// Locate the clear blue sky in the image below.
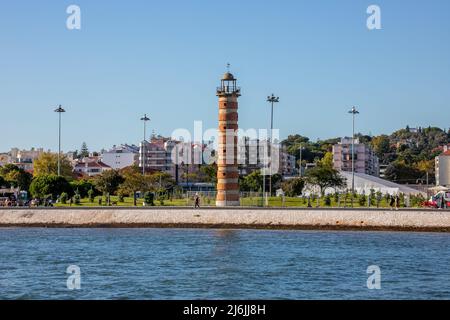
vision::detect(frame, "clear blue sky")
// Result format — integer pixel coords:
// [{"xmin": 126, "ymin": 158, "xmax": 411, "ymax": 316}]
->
[{"xmin": 1, "ymin": 0, "xmax": 449, "ymax": 152}]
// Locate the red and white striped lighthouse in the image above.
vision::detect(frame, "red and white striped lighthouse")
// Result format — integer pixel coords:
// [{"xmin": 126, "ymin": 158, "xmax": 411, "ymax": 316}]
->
[{"xmin": 216, "ymin": 71, "xmax": 241, "ymax": 207}]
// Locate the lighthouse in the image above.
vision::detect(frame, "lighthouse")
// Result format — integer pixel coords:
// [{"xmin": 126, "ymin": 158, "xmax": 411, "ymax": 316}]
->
[{"xmin": 216, "ymin": 70, "xmax": 241, "ymax": 207}]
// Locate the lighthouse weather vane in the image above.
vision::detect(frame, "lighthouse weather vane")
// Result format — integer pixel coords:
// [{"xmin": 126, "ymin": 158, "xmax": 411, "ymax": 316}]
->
[{"xmin": 227, "ymin": 63, "xmax": 231, "ymax": 72}]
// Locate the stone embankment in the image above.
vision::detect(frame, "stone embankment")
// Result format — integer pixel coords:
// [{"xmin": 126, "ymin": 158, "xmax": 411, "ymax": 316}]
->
[{"xmin": 1, "ymin": 207, "xmax": 450, "ymax": 232}]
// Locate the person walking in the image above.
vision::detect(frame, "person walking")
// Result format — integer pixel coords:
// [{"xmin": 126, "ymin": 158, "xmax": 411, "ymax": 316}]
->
[
  {"xmin": 389, "ymin": 195, "xmax": 395, "ymax": 210},
  {"xmin": 194, "ymin": 193, "xmax": 200, "ymax": 209},
  {"xmin": 395, "ymin": 195, "xmax": 400, "ymax": 210}
]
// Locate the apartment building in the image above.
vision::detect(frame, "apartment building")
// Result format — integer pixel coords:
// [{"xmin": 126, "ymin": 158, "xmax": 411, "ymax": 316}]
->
[
  {"xmin": 333, "ymin": 138, "xmax": 380, "ymax": 177},
  {"xmin": 436, "ymin": 145, "xmax": 450, "ymax": 187}
]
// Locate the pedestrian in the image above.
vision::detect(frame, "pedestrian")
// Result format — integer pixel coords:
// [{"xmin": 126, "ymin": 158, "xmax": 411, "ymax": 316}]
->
[
  {"xmin": 194, "ymin": 193, "xmax": 200, "ymax": 209},
  {"xmin": 389, "ymin": 195, "xmax": 395, "ymax": 210},
  {"xmin": 69, "ymin": 197, "xmax": 73, "ymax": 207},
  {"xmin": 438, "ymin": 193, "xmax": 445, "ymax": 209}
]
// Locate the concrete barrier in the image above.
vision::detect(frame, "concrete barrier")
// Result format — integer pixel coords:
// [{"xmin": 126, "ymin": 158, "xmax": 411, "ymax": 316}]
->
[{"xmin": 1, "ymin": 207, "xmax": 450, "ymax": 232}]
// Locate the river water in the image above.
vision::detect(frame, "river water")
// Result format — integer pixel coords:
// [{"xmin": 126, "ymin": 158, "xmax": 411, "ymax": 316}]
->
[{"xmin": 1, "ymin": 228, "xmax": 449, "ymax": 300}]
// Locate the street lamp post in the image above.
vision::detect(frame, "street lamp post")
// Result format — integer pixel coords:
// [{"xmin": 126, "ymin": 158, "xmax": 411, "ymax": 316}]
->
[
  {"xmin": 54, "ymin": 105, "xmax": 66, "ymax": 176},
  {"xmin": 298, "ymin": 145, "xmax": 305, "ymax": 177},
  {"xmin": 267, "ymin": 94, "xmax": 279, "ymax": 199},
  {"xmin": 140, "ymin": 114, "xmax": 150, "ymax": 175},
  {"xmin": 348, "ymin": 107, "xmax": 360, "ymax": 201},
  {"xmin": 261, "ymin": 140, "xmax": 267, "ymax": 207}
]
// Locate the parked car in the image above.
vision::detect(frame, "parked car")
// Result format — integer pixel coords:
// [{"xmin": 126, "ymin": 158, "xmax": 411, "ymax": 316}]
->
[{"xmin": 423, "ymin": 191, "xmax": 450, "ymax": 209}]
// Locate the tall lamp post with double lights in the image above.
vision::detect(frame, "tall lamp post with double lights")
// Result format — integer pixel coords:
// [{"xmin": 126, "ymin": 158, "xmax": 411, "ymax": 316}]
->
[
  {"xmin": 267, "ymin": 94, "xmax": 279, "ymax": 199},
  {"xmin": 54, "ymin": 105, "xmax": 66, "ymax": 177},
  {"xmin": 140, "ymin": 114, "xmax": 150, "ymax": 176},
  {"xmin": 348, "ymin": 106, "xmax": 360, "ymax": 201}
]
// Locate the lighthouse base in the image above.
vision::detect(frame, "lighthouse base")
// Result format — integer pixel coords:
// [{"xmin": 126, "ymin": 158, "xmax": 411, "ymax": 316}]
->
[{"xmin": 216, "ymin": 200, "xmax": 240, "ymax": 207}]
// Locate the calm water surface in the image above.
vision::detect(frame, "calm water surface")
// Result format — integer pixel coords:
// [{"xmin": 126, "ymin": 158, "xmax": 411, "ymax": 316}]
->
[{"xmin": 1, "ymin": 228, "xmax": 450, "ymax": 299}]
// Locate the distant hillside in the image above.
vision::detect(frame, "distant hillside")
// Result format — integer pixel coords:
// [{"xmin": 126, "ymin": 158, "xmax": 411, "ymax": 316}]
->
[{"xmin": 282, "ymin": 126, "xmax": 450, "ymax": 184}]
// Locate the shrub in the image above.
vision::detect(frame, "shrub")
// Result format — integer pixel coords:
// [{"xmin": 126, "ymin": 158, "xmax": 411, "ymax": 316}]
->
[
  {"xmin": 333, "ymin": 192, "xmax": 339, "ymax": 203},
  {"xmin": 158, "ymin": 193, "xmax": 166, "ymax": 206},
  {"xmin": 60, "ymin": 192, "xmax": 68, "ymax": 204},
  {"xmin": 358, "ymin": 193, "xmax": 367, "ymax": 206},
  {"xmin": 88, "ymin": 188, "xmax": 95, "ymax": 203},
  {"xmin": 70, "ymin": 179, "xmax": 97, "ymax": 198},
  {"xmin": 324, "ymin": 194, "xmax": 331, "ymax": 206},
  {"xmin": 144, "ymin": 192, "xmax": 154, "ymax": 206},
  {"xmin": 117, "ymin": 190, "xmax": 125, "ymax": 203},
  {"xmin": 369, "ymin": 189, "xmax": 376, "ymax": 206},
  {"xmin": 411, "ymin": 194, "xmax": 426, "ymax": 207},
  {"xmin": 74, "ymin": 193, "xmax": 81, "ymax": 205}
]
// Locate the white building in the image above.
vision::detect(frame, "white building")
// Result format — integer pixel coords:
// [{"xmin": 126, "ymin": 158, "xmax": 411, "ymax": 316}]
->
[
  {"xmin": 436, "ymin": 145, "xmax": 450, "ymax": 187},
  {"xmin": 101, "ymin": 144, "xmax": 138, "ymax": 170},
  {"xmin": 73, "ymin": 157, "xmax": 112, "ymax": 177},
  {"xmin": 302, "ymin": 171, "xmax": 426, "ymax": 197}
]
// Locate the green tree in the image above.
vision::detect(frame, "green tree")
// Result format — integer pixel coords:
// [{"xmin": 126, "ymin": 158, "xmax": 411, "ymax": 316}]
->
[
  {"xmin": 200, "ymin": 164, "xmax": 217, "ymax": 184},
  {"xmin": 0, "ymin": 164, "xmax": 33, "ymax": 191},
  {"xmin": 33, "ymin": 152, "xmax": 73, "ymax": 179},
  {"xmin": 80, "ymin": 142, "xmax": 89, "ymax": 158},
  {"xmin": 118, "ymin": 166, "xmax": 145, "ymax": 206},
  {"xmin": 148, "ymin": 172, "xmax": 175, "ymax": 190},
  {"xmin": 29, "ymin": 175, "xmax": 72, "ymax": 199},
  {"xmin": 317, "ymin": 151, "xmax": 333, "ymax": 168},
  {"xmin": 281, "ymin": 178, "xmax": 305, "ymax": 197},
  {"xmin": 0, "ymin": 176, "xmax": 7, "ymax": 187},
  {"xmin": 371, "ymin": 135, "xmax": 391, "ymax": 160},
  {"xmin": 70, "ymin": 179, "xmax": 96, "ymax": 198},
  {"xmin": 305, "ymin": 166, "xmax": 346, "ymax": 196},
  {"xmin": 93, "ymin": 170, "xmax": 124, "ymax": 196},
  {"xmin": 384, "ymin": 161, "xmax": 422, "ymax": 184},
  {"xmin": 239, "ymin": 170, "xmax": 263, "ymax": 192}
]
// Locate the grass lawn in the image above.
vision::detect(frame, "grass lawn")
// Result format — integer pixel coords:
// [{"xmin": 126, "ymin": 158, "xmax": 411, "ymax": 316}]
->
[
  {"xmin": 55, "ymin": 196, "xmax": 190, "ymax": 207},
  {"xmin": 54, "ymin": 195, "xmax": 399, "ymax": 208}
]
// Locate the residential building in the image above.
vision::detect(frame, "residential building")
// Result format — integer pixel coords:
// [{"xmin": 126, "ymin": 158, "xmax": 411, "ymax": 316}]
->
[
  {"xmin": 436, "ymin": 145, "xmax": 450, "ymax": 187},
  {"xmin": 5, "ymin": 147, "xmax": 45, "ymax": 172},
  {"xmin": 101, "ymin": 144, "xmax": 139, "ymax": 170},
  {"xmin": 73, "ymin": 157, "xmax": 112, "ymax": 177},
  {"xmin": 139, "ymin": 136, "xmax": 173, "ymax": 174},
  {"xmin": 332, "ymin": 138, "xmax": 380, "ymax": 177},
  {"xmin": 238, "ymin": 137, "xmax": 297, "ymax": 177},
  {"xmin": 379, "ymin": 164, "xmax": 389, "ymax": 179}
]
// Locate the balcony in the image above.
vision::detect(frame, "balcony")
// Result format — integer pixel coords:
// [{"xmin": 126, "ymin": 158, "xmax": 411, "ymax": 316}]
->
[{"xmin": 216, "ymin": 86, "xmax": 241, "ymax": 96}]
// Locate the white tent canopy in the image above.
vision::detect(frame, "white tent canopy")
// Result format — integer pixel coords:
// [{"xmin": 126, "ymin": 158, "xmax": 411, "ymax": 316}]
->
[
  {"xmin": 301, "ymin": 171, "xmax": 426, "ymax": 196},
  {"xmin": 336, "ymin": 171, "xmax": 426, "ymax": 196}
]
